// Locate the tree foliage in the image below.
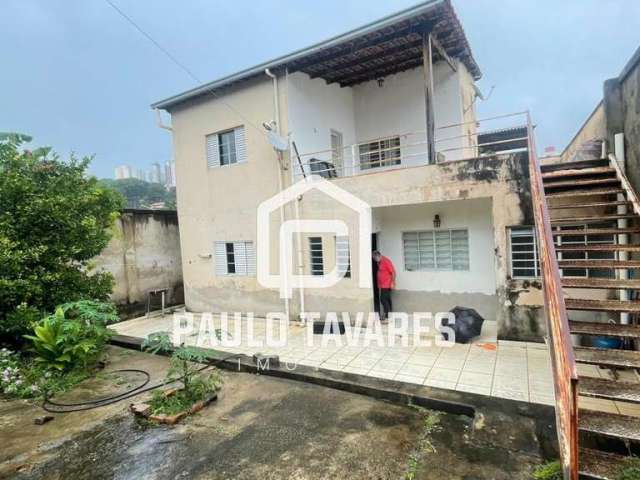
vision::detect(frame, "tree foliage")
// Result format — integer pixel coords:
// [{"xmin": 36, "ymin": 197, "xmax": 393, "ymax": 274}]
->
[
  {"xmin": 0, "ymin": 136, "xmax": 124, "ymax": 344},
  {"xmin": 99, "ymin": 178, "xmax": 176, "ymax": 209}
]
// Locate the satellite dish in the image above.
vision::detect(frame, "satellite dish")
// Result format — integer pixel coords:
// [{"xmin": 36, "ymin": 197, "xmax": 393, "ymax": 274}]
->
[{"xmin": 267, "ymin": 131, "xmax": 289, "ymax": 152}]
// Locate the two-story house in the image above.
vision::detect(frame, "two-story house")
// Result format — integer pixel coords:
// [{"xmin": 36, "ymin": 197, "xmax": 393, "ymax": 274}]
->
[{"xmin": 152, "ymin": 0, "xmax": 542, "ymax": 341}]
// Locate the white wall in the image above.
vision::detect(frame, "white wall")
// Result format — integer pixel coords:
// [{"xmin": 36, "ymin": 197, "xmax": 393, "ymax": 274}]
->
[
  {"xmin": 287, "ymin": 61, "xmax": 474, "ymax": 175},
  {"xmin": 287, "ymin": 72, "xmax": 356, "ymax": 171},
  {"xmin": 375, "ymin": 198, "xmax": 496, "ymax": 295}
]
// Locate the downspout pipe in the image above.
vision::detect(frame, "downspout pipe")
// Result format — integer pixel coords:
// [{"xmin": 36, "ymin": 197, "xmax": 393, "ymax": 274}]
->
[{"xmin": 265, "ymin": 68, "xmax": 291, "ymax": 321}]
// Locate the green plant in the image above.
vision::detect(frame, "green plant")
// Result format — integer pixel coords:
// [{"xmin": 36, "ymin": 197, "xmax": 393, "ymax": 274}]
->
[
  {"xmin": 404, "ymin": 408, "xmax": 442, "ymax": 479},
  {"xmin": 142, "ymin": 331, "xmax": 174, "ymax": 355},
  {"xmin": 3, "ymin": 304, "xmax": 41, "ymax": 345},
  {"xmin": 617, "ymin": 457, "xmax": 640, "ymax": 480},
  {"xmin": 0, "ymin": 135, "xmax": 124, "ymax": 345},
  {"xmin": 532, "ymin": 461, "xmax": 562, "ymax": 480},
  {"xmin": 59, "ymin": 300, "xmax": 119, "ymax": 326},
  {"xmin": 24, "ymin": 304, "xmax": 112, "ymax": 371}
]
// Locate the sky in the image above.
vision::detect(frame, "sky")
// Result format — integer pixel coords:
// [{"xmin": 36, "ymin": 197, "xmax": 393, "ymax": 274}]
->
[{"xmin": 1, "ymin": 0, "xmax": 639, "ymax": 179}]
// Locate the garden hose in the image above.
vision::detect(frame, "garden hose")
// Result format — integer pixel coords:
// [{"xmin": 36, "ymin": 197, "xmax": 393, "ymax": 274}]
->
[{"xmin": 41, "ymin": 353, "xmax": 242, "ymax": 413}]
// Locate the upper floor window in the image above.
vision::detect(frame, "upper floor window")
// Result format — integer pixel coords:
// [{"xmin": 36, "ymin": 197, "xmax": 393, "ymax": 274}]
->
[
  {"xmin": 206, "ymin": 126, "xmax": 246, "ymax": 168},
  {"xmin": 309, "ymin": 237, "xmax": 324, "ymax": 276},
  {"xmin": 359, "ymin": 136, "xmax": 401, "ymax": 170}
]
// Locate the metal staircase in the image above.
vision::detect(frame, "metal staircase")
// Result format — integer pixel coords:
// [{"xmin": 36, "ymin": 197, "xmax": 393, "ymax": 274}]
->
[{"xmin": 532, "ymin": 135, "xmax": 640, "ymax": 479}]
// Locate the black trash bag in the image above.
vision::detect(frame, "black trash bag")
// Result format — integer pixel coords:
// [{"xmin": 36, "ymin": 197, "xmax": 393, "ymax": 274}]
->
[{"xmin": 441, "ymin": 307, "xmax": 484, "ymax": 344}]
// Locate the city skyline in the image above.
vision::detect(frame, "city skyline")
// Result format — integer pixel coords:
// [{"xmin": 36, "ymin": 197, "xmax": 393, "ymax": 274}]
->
[{"xmin": 115, "ymin": 160, "xmax": 176, "ymax": 189}]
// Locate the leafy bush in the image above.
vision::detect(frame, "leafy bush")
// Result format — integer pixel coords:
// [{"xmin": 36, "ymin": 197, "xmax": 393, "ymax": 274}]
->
[
  {"xmin": 617, "ymin": 458, "xmax": 640, "ymax": 480},
  {"xmin": 59, "ymin": 300, "xmax": 119, "ymax": 326},
  {"xmin": 24, "ymin": 302, "xmax": 113, "ymax": 371},
  {"xmin": 532, "ymin": 461, "xmax": 562, "ymax": 480},
  {"xmin": 0, "ymin": 348, "xmax": 89, "ymax": 399},
  {"xmin": 3, "ymin": 304, "xmax": 41, "ymax": 345},
  {"xmin": 0, "ymin": 136, "xmax": 124, "ymax": 345}
]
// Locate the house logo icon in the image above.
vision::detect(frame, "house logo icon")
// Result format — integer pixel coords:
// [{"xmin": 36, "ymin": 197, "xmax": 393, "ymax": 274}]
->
[{"xmin": 257, "ymin": 175, "xmax": 372, "ymax": 299}]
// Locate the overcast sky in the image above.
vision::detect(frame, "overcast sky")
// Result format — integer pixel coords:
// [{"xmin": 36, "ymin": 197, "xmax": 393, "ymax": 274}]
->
[{"xmin": 1, "ymin": 0, "xmax": 639, "ymax": 178}]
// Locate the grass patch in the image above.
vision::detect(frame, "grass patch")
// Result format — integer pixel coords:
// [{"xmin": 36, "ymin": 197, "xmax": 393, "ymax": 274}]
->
[
  {"xmin": 148, "ymin": 372, "xmax": 221, "ymax": 417},
  {"xmin": 404, "ymin": 407, "xmax": 442, "ymax": 480}
]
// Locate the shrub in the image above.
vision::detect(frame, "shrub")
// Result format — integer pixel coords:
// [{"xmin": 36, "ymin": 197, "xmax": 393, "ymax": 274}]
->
[
  {"xmin": 532, "ymin": 461, "xmax": 562, "ymax": 480},
  {"xmin": 0, "ymin": 136, "xmax": 124, "ymax": 345},
  {"xmin": 617, "ymin": 458, "xmax": 640, "ymax": 480},
  {"xmin": 24, "ymin": 302, "xmax": 113, "ymax": 371}
]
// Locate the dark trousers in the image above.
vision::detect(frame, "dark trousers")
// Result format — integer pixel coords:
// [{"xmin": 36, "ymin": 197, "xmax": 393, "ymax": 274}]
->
[{"xmin": 380, "ymin": 288, "xmax": 392, "ymax": 320}]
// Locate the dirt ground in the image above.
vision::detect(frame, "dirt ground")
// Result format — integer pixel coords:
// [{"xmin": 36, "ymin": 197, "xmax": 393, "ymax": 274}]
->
[{"xmin": 0, "ymin": 346, "xmax": 548, "ymax": 480}]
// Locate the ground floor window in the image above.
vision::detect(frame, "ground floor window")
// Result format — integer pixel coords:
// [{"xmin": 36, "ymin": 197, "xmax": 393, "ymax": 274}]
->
[
  {"xmin": 335, "ymin": 235, "xmax": 351, "ymax": 278},
  {"xmin": 309, "ymin": 237, "xmax": 324, "ymax": 276},
  {"xmin": 508, "ymin": 224, "xmax": 616, "ymax": 279},
  {"xmin": 402, "ymin": 229, "xmax": 469, "ymax": 271},
  {"xmin": 214, "ymin": 241, "xmax": 255, "ymax": 276}
]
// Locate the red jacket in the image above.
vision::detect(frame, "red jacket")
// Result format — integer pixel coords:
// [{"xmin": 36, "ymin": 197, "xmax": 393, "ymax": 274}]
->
[{"xmin": 377, "ymin": 256, "xmax": 396, "ymax": 289}]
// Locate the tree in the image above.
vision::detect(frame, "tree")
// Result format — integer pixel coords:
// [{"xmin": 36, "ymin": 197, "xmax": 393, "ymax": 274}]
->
[
  {"xmin": 0, "ymin": 136, "xmax": 125, "ymax": 344},
  {"xmin": 99, "ymin": 178, "xmax": 175, "ymax": 209}
]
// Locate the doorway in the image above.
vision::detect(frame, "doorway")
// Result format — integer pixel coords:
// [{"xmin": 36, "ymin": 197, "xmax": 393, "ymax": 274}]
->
[{"xmin": 371, "ymin": 233, "xmax": 380, "ymax": 314}]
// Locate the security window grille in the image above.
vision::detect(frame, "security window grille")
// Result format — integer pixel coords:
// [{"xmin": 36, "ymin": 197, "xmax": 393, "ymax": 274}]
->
[
  {"xmin": 215, "ymin": 241, "xmax": 255, "ymax": 276},
  {"xmin": 335, "ymin": 236, "xmax": 351, "ymax": 278},
  {"xmin": 509, "ymin": 227, "xmax": 540, "ymax": 278},
  {"xmin": 402, "ymin": 229, "xmax": 469, "ymax": 271},
  {"xmin": 206, "ymin": 126, "xmax": 246, "ymax": 168},
  {"xmin": 309, "ymin": 237, "xmax": 324, "ymax": 276},
  {"xmin": 359, "ymin": 136, "xmax": 401, "ymax": 170}
]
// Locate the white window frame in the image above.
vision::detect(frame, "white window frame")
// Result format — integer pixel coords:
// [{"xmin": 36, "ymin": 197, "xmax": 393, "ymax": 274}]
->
[
  {"xmin": 508, "ymin": 227, "xmax": 540, "ymax": 279},
  {"xmin": 335, "ymin": 235, "xmax": 351, "ymax": 279},
  {"xmin": 402, "ymin": 229, "xmax": 469, "ymax": 272},
  {"xmin": 214, "ymin": 241, "xmax": 255, "ymax": 276},
  {"xmin": 206, "ymin": 125, "xmax": 246, "ymax": 168}
]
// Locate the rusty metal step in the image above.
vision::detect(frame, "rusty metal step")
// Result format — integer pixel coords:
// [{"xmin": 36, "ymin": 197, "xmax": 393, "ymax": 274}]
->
[
  {"xmin": 541, "ymin": 159, "xmax": 609, "ymax": 173},
  {"xmin": 579, "ymin": 447, "xmax": 632, "ymax": 480},
  {"xmin": 558, "ymin": 260, "xmax": 640, "ymax": 269},
  {"xmin": 579, "ymin": 409, "xmax": 640, "ymax": 442},
  {"xmin": 563, "ymin": 278, "xmax": 640, "ymax": 290},
  {"xmin": 544, "ymin": 178, "xmax": 621, "ymax": 189},
  {"xmin": 552, "ymin": 227, "xmax": 640, "ymax": 236},
  {"xmin": 546, "ymin": 187, "xmax": 624, "ymax": 198},
  {"xmin": 542, "ymin": 167, "xmax": 616, "ymax": 180},
  {"xmin": 549, "ymin": 201, "xmax": 631, "ymax": 210},
  {"xmin": 579, "ymin": 376, "xmax": 640, "ymax": 404},
  {"xmin": 556, "ymin": 244, "xmax": 640, "ymax": 252},
  {"xmin": 575, "ymin": 346, "xmax": 640, "ymax": 369},
  {"xmin": 565, "ymin": 298, "xmax": 640, "ymax": 313},
  {"xmin": 551, "ymin": 214, "xmax": 637, "ymax": 224},
  {"xmin": 569, "ymin": 320, "xmax": 640, "ymax": 337}
]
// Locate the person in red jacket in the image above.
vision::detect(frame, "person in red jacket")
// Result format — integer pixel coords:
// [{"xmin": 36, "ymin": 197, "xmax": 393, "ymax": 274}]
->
[{"xmin": 372, "ymin": 250, "xmax": 396, "ymax": 323}]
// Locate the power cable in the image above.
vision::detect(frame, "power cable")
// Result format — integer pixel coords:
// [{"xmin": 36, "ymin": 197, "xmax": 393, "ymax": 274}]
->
[{"xmin": 104, "ymin": 0, "xmax": 268, "ymax": 137}]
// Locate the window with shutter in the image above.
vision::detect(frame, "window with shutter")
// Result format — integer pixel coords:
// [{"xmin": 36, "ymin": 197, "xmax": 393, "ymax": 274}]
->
[
  {"xmin": 214, "ymin": 241, "xmax": 255, "ymax": 276},
  {"xmin": 402, "ymin": 229, "xmax": 469, "ymax": 271},
  {"xmin": 206, "ymin": 126, "xmax": 246, "ymax": 168},
  {"xmin": 335, "ymin": 235, "xmax": 351, "ymax": 278}
]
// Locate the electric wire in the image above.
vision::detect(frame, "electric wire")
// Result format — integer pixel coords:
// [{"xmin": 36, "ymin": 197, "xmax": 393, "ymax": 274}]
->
[{"xmin": 104, "ymin": 0, "xmax": 268, "ymax": 138}]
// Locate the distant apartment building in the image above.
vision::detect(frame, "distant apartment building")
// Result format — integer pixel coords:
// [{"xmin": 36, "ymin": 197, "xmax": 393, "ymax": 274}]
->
[
  {"xmin": 165, "ymin": 160, "xmax": 176, "ymax": 188},
  {"xmin": 114, "ymin": 164, "xmax": 133, "ymax": 180}
]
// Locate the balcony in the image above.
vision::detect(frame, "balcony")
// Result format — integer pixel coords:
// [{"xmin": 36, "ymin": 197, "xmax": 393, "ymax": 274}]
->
[{"xmin": 291, "ymin": 112, "xmax": 530, "ymax": 181}]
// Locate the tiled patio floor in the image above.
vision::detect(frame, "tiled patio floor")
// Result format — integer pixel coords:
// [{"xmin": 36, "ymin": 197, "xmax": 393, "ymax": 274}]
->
[{"xmin": 111, "ymin": 311, "xmax": 639, "ymax": 413}]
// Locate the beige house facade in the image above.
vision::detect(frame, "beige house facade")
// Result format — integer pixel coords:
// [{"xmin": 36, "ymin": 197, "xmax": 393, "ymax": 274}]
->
[{"xmin": 153, "ymin": 0, "xmax": 545, "ymax": 341}]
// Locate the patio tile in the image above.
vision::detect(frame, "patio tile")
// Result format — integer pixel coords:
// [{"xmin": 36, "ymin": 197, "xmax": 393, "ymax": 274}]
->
[
  {"xmin": 426, "ymin": 367, "xmax": 461, "ymax": 383},
  {"xmin": 398, "ymin": 363, "xmax": 431, "ymax": 378},
  {"xmin": 394, "ymin": 373, "xmax": 426, "ymax": 385},
  {"xmin": 405, "ymin": 354, "xmax": 438, "ymax": 367},
  {"xmin": 457, "ymin": 371, "xmax": 493, "ymax": 388},
  {"xmin": 529, "ymin": 394, "xmax": 555, "ymax": 406},
  {"xmin": 371, "ymin": 359, "xmax": 404, "ymax": 373},
  {"xmin": 423, "ymin": 378, "xmax": 456, "ymax": 390},
  {"xmin": 368, "ymin": 370, "xmax": 397, "ymax": 380},
  {"xmin": 343, "ymin": 366, "xmax": 371, "ymax": 375},
  {"xmin": 456, "ymin": 384, "xmax": 491, "ymax": 396},
  {"xmin": 491, "ymin": 389, "xmax": 528, "ymax": 402}
]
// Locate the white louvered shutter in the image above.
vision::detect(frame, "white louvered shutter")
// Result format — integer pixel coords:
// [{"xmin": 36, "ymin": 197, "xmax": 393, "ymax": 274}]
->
[
  {"xmin": 214, "ymin": 242, "xmax": 227, "ymax": 275},
  {"xmin": 234, "ymin": 242, "xmax": 247, "ymax": 276},
  {"xmin": 206, "ymin": 134, "xmax": 220, "ymax": 168},
  {"xmin": 245, "ymin": 242, "xmax": 256, "ymax": 276},
  {"xmin": 235, "ymin": 126, "xmax": 246, "ymax": 163}
]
